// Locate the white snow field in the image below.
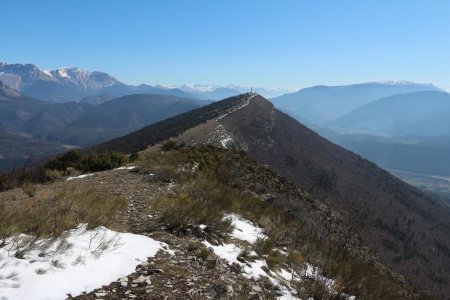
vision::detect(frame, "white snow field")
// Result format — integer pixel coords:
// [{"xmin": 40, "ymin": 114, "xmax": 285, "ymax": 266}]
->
[{"xmin": 0, "ymin": 224, "xmax": 169, "ymax": 300}]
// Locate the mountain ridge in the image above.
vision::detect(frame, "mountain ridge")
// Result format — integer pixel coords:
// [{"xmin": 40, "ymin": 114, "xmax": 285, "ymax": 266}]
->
[
  {"xmin": 329, "ymin": 90, "xmax": 450, "ymax": 136},
  {"xmin": 270, "ymin": 82, "xmax": 441, "ymax": 124},
  {"xmin": 94, "ymin": 93, "xmax": 450, "ymax": 297},
  {"xmin": 0, "ymin": 62, "xmax": 206, "ymax": 102}
]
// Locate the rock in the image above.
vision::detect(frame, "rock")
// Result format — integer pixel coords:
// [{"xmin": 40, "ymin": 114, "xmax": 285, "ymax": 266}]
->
[
  {"xmin": 206, "ymin": 258, "xmax": 218, "ymax": 269},
  {"xmin": 119, "ymin": 277, "xmax": 128, "ymax": 288},
  {"xmin": 133, "ymin": 275, "xmax": 150, "ymax": 284},
  {"xmin": 252, "ymin": 285, "xmax": 263, "ymax": 293},
  {"xmin": 230, "ymin": 262, "xmax": 242, "ymax": 274},
  {"xmin": 95, "ymin": 291, "xmax": 107, "ymax": 297}
]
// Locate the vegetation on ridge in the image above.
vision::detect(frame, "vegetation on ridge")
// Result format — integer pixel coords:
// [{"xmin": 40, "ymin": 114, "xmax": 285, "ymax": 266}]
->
[{"xmin": 134, "ymin": 144, "xmax": 432, "ymax": 299}]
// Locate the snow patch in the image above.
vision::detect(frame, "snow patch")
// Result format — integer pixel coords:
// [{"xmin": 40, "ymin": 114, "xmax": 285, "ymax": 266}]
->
[
  {"xmin": 57, "ymin": 68, "xmax": 70, "ymax": 79},
  {"xmin": 42, "ymin": 70, "xmax": 53, "ymax": 78},
  {"xmin": 114, "ymin": 166, "xmax": 136, "ymax": 170},
  {"xmin": 220, "ymin": 136, "xmax": 233, "ymax": 148},
  {"xmin": 202, "ymin": 240, "xmax": 297, "ymax": 299},
  {"xmin": 224, "ymin": 214, "xmax": 266, "ymax": 244},
  {"xmin": 202, "ymin": 214, "xmax": 297, "ymax": 298},
  {"xmin": 66, "ymin": 173, "xmax": 94, "ymax": 181},
  {"xmin": 0, "ymin": 225, "xmax": 169, "ymax": 300}
]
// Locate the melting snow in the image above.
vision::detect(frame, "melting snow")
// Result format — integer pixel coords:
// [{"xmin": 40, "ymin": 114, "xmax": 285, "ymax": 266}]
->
[
  {"xmin": 66, "ymin": 173, "xmax": 94, "ymax": 181},
  {"xmin": 113, "ymin": 166, "xmax": 136, "ymax": 170},
  {"xmin": 220, "ymin": 136, "xmax": 233, "ymax": 148},
  {"xmin": 0, "ymin": 224, "xmax": 169, "ymax": 300},
  {"xmin": 202, "ymin": 214, "xmax": 298, "ymax": 299},
  {"xmin": 224, "ymin": 214, "xmax": 266, "ymax": 243}
]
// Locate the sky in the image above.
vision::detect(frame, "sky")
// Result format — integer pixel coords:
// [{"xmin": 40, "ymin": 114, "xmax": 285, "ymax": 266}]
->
[{"xmin": 1, "ymin": 0, "xmax": 450, "ymax": 90}]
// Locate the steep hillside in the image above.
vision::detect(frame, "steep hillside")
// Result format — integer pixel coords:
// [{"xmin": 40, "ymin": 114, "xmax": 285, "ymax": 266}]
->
[
  {"xmin": 95, "ymin": 93, "xmax": 450, "ymax": 298},
  {"xmin": 0, "ymin": 132, "xmax": 68, "ymax": 171},
  {"xmin": 271, "ymin": 82, "xmax": 440, "ymax": 124},
  {"xmin": 23, "ymin": 102, "xmax": 94, "ymax": 136},
  {"xmin": 41, "ymin": 94, "xmax": 206, "ymax": 146},
  {"xmin": 0, "ymin": 81, "xmax": 47, "ymax": 134},
  {"xmin": 329, "ymin": 91, "xmax": 450, "ymax": 136}
]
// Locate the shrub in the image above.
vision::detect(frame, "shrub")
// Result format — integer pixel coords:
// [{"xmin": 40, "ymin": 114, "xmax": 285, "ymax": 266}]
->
[
  {"xmin": 161, "ymin": 140, "xmax": 185, "ymax": 151},
  {"xmin": 253, "ymin": 237, "xmax": 275, "ymax": 256},
  {"xmin": 129, "ymin": 152, "xmax": 140, "ymax": 162},
  {"xmin": 287, "ymin": 249, "xmax": 305, "ymax": 267},
  {"xmin": 45, "ymin": 150, "xmax": 83, "ymax": 171},
  {"xmin": 152, "ymin": 188, "xmax": 231, "ymax": 242},
  {"xmin": 78, "ymin": 151, "xmax": 128, "ymax": 172},
  {"xmin": 45, "ymin": 150, "xmax": 128, "ymax": 174},
  {"xmin": 266, "ymin": 251, "xmax": 286, "ymax": 269}
]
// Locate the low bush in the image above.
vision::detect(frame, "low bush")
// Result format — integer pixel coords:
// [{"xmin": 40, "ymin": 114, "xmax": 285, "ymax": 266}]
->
[
  {"xmin": 45, "ymin": 150, "xmax": 128, "ymax": 174},
  {"xmin": 152, "ymin": 185, "xmax": 232, "ymax": 242}
]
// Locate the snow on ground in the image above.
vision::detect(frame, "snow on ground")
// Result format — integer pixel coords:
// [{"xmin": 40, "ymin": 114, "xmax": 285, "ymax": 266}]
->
[
  {"xmin": 207, "ymin": 123, "xmax": 234, "ymax": 149},
  {"xmin": 220, "ymin": 136, "xmax": 233, "ymax": 148},
  {"xmin": 224, "ymin": 214, "xmax": 266, "ymax": 243},
  {"xmin": 113, "ymin": 166, "xmax": 136, "ymax": 170},
  {"xmin": 202, "ymin": 214, "xmax": 298, "ymax": 299},
  {"xmin": 66, "ymin": 173, "xmax": 94, "ymax": 181},
  {"xmin": 66, "ymin": 166, "xmax": 136, "ymax": 181},
  {"xmin": 0, "ymin": 224, "xmax": 170, "ymax": 300},
  {"xmin": 202, "ymin": 214, "xmax": 351, "ymax": 299}
]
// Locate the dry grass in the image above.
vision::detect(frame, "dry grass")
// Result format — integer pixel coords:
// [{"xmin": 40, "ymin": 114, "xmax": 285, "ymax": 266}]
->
[
  {"xmin": 137, "ymin": 145, "xmax": 429, "ymax": 299},
  {"xmin": 0, "ymin": 185, "xmax": 127, "ymax": 258}
]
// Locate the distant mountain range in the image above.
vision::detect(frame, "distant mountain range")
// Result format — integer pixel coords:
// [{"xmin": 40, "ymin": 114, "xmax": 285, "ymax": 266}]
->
[
  {"xmin": 0, "ymin": 62, "xmax": 290, "ymax": 102},
  {"xmin": 329, "ymin": 91, "xmax": 450, "ymax": 136},
  {"xmin": 0, "ymin": 62, "xmax": 206, "ymax": 102},
  {"xmin": 176, "ymin": 84, "xmax": 292, "ymax": 100},
  {"xmin": 271, "ymin": 81, "xmax": 441, "ymax": 124}
]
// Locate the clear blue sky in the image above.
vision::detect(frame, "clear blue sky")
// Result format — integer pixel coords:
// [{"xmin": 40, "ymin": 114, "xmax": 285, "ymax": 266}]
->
[{"xmin": 1, "ymin": 0, "xmax": 450, "ymax": 90}]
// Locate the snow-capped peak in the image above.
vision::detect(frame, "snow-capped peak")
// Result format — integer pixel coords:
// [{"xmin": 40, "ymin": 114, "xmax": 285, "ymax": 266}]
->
[{"xmin": 373, "ymin": 80, "xmax": 434, "ymax": 86}]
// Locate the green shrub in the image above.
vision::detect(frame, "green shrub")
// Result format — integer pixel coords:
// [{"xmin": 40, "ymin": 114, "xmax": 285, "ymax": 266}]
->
[
  {"xmin": 79, "ymin": 151, "xmax": 128, "ymax": 172},
  {"xmin": 45, "ymin": 150, "xmax": 128, "ymax": 174},
  {"xmin": 129, "ymin": 152, "xmax": 140, "ymax": 162},
  {"xmin": 161, "ymin": 140, "xmax": 185, "ymax": 151},
  {"xmin": 266, "ymin": 250, "xmax": 286, "ymax": 270}
]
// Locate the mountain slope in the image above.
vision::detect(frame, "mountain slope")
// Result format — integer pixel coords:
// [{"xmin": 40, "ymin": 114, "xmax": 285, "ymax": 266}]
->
[
  {"xmin": 329, "ymin": 91, "xmax": 450, "ymax": 136},
  {"xmin": 96, "ymin": 93, "xmax": 450, "ymax": 298},
  {"xmin": 0, "ymin": 81, "xmax": 47, "ymax": 134},
  {"xmin": 23, "ymin": 102, "xmax": 95, "ymax": 136},
  {"xmin": 271, "ymin": 82, "xmax": 441, "ymax": 124},
  {"xmin": 40, "ymin": 94, "xmax": 206, "ymax": 146},
  {"xmin": 3, "ymin": 143, "xmax": 427, "ymax": 299}
]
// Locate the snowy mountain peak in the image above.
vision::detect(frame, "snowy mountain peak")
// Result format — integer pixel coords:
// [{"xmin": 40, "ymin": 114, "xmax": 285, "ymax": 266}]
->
[{"xmin": 373, "ymin": 80, "xmax": 435, "ymax": 87}]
